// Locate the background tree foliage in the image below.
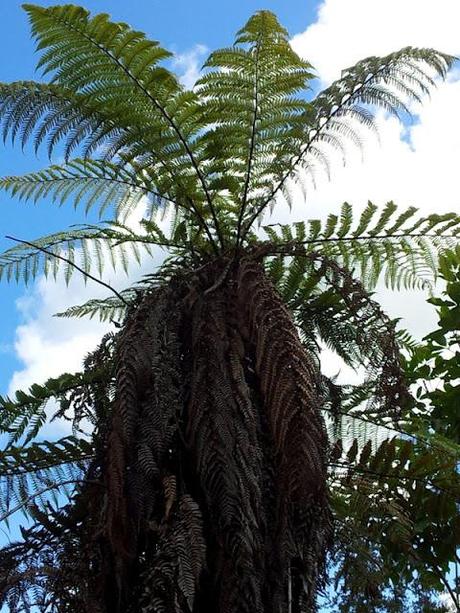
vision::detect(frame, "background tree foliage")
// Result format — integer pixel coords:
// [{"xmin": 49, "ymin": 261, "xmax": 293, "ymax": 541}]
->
[
  {"xmin": 326, "ymin": 250, "xmax": 460, "ymax": 612},
  {"xmin": 0, "ymin": 4, "xmax": 458, "ymax": 612}
]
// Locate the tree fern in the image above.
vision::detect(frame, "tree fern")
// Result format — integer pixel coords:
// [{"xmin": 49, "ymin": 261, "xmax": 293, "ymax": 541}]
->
[{"xmin": 0, "ymin": 5, "xmax": 459, "ymax": 612}]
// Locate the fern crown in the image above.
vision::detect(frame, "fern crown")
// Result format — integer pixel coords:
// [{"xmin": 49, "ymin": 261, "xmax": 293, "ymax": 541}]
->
[{"xmin": 0, "ymin": 5, "xmax": 455, "ymax": 278}]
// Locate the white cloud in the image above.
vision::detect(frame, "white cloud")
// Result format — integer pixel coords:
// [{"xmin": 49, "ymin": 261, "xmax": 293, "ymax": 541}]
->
[
  {"xmin": 440, "ymin": 590, "xmax": 458, "ymax": 612},
  {"xmin": 9, "ymin": 276, "xmax": 113, "ymax": 396},
  {"xmin": 8, "ymin": 242, "xmax": 164, "ymax": 389},
  {"xmin": 287, "ymin": 0, "xmax": 460, "ymax": 219},
  {"xmin": 7, "ymin": 241, "xmax": 165, "ymax": 439},
  {"xmin": 8, "ymin": 197, "xmax": 165, "ymax": 393},
  {"xmin": 172, "ymin": 44, "xmax": 208, "ymax": 89},
  {"xmin": 291, "ymin": 0, "xmax": 460, "ymax": 86}
]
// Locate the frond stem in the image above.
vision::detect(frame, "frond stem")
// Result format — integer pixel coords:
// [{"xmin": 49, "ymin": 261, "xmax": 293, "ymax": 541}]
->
[
  {"xmin": 236, "ymin": 37, "xmax": 261, "ymax": 250},
  {"xmin": 186, "ymin": 196, "xmax": 220, "ymax": 255},
  {"xmin": 432, "ymin": 566, "xmax": 459, "ymax": 609}
]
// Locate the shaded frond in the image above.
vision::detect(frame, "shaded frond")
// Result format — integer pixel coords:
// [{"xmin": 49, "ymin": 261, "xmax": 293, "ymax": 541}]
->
[
  {"xmin": 329, "ymin": 430, "xmax": 460, "ymax": 603},
  {"xmin": 0, "ymin": 367, "xmax": 111, "ymax": 446},
  {"xmin": 0, "ymin": 437, "xmax": 93, "ymax": 523},
  {"xmin": 261, "ymin": 246, "xmax": 408, "ymax": 416}
]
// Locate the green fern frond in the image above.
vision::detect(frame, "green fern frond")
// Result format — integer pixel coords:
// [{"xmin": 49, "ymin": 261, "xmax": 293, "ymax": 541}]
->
[
  {"xmin": 0, "ymin": 159, "xmax": 170, "ymax": 221},
  {"xmin": 0, "ymin": 436, "xmax": 93, "ymax": 477},
  {"xmin": 308, "ymin": 46, "xmax": 454, "ymax": 157},
  {"xmin": 196, "ymin": 10, "xmax": 314, "ymax": 237},
  {"xmin": 0, "ymin": 78, "xmax": 217, "ymax": 243},
  {"xmin": 54, "ymin": 291, "xmax": 135, "ymax": 322},
  {"xmin": 0, "ymin": 436, "xmax": 93, "ymax": 524},
  {"xmin": 22, "ymin": 4, "xmax": 224, "ymax": 243},
  {"xmin": 240, "ymin": 48, "xmax": 454, "ymax": 237},
  {"xmin": 263, "ymin": 201, "xmax": 460, "ymax": 290},
  {"xmin": 0, "ymin": 221, "xmax": 175, "ymax": 284}
]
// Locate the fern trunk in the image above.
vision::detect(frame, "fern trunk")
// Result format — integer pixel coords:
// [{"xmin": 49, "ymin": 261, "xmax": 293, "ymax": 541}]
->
[{"xmin": 30, "ymin": 258, "xmax": 332, "ymax": 612}]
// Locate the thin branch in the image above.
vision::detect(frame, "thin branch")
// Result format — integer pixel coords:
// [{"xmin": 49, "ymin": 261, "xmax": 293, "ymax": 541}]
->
[
  {"xmin": 432, "ymin": 565, "xmax": 459, "ymax": 610},
  {"xmin": 5, "ymin": 235, "xmax": 130, "ymax": 307}
]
